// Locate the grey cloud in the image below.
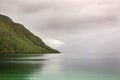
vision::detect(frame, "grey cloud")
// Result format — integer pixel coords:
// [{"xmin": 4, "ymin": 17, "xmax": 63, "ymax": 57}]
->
[
  {"xmin": 19, "ymin": 5, "xmax": 41, "ymax": 13},
  {"xmin": 0, "ymin": 0, "xmax": 120, "ymax": 53},
  {"xmin": 59, "ymin": 27, "xmax": 120, "ymax": 53}
]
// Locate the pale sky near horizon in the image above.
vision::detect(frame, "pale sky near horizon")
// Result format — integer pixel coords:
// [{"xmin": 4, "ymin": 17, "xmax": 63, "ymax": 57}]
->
[{"xmin": 0, "ymin": 0, "xmax": 120, "ymax": 54}]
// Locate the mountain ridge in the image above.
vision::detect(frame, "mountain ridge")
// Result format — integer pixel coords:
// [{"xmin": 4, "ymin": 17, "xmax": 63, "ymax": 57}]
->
[{"xmin": 0, "ymin": 14, "xmax": 59, "ymax": 53}]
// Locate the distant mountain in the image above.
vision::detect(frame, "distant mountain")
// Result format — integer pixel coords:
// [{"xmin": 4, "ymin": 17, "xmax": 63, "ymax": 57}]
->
[{"xmin": 0, "ymin": 14, "xmax": 59, "ymax": 53}]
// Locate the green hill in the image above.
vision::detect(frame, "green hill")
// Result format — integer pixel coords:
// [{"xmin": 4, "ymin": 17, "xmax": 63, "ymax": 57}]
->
[{"xmin": 0, "ymin": 14, "xmax": 59, "ymax": 53}]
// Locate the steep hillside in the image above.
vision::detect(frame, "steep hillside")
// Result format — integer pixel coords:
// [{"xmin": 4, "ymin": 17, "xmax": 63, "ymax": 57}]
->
[{"xmin": 0, "ymin": 14, "xmax": 59, "ymax": 53}]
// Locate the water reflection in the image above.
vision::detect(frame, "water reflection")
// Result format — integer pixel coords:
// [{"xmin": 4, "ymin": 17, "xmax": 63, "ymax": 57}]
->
[
  {"xmin": 0, "ymin": 54, "xmax": 44, "ymax": 58},
  {"xmin": 0, "ymin": 54, "xmax": 120, "ymax": 80},
  {"xmin": 28, "ymin": 60, "xmax": 61, "ymax": 80},
  {"xmin": 0, "ymin": 54, "xmax": 61, "ymax": 80},
  {"xmin": 0, "ymin": 61, "xmax": 44, "ymax": 80}
]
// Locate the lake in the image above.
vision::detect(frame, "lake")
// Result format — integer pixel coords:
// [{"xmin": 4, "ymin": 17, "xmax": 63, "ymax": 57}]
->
[{"xmin": 0, "ymin": 53, "xmax": 120, "ymax": 80}]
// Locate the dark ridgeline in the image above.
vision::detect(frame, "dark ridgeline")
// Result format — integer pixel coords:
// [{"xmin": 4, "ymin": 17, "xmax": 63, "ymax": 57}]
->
[{"xmin": 0, "ymin": 14, "xmax": 59, "ymax": 53}]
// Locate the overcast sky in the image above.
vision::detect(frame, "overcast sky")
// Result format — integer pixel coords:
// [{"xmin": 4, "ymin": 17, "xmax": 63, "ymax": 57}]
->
[{"xmin": 1, "ymin": 0, "xmax": 120, "ymax": 55}]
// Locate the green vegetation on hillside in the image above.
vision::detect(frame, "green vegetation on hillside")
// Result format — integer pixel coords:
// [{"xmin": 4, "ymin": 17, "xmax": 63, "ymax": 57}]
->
[{"xmin": 0, "ymin": 14, "xmax": 59, "ymax": 53}]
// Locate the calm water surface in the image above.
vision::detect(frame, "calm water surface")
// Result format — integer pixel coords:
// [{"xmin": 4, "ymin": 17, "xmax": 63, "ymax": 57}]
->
[{"xmin": 0, "ymin": 53, "xmax": 120, "ymax": 80}]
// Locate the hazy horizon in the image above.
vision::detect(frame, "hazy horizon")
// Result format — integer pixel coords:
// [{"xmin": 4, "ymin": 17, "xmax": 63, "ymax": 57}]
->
[{"xmin": 0, "ymin": 0, "xmax": 120, "ymax": 55}]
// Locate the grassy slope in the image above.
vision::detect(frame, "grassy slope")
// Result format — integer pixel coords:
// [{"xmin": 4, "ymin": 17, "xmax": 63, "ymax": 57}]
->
[{"xmin": 0, "ymin": 14, "xmax": 59, "ymax": 53}]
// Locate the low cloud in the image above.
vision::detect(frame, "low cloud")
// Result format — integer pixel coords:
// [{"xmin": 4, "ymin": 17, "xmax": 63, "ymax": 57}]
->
[{"xmin": 0, "ymin": 0, "xmax": 120, "ymax": 53}]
